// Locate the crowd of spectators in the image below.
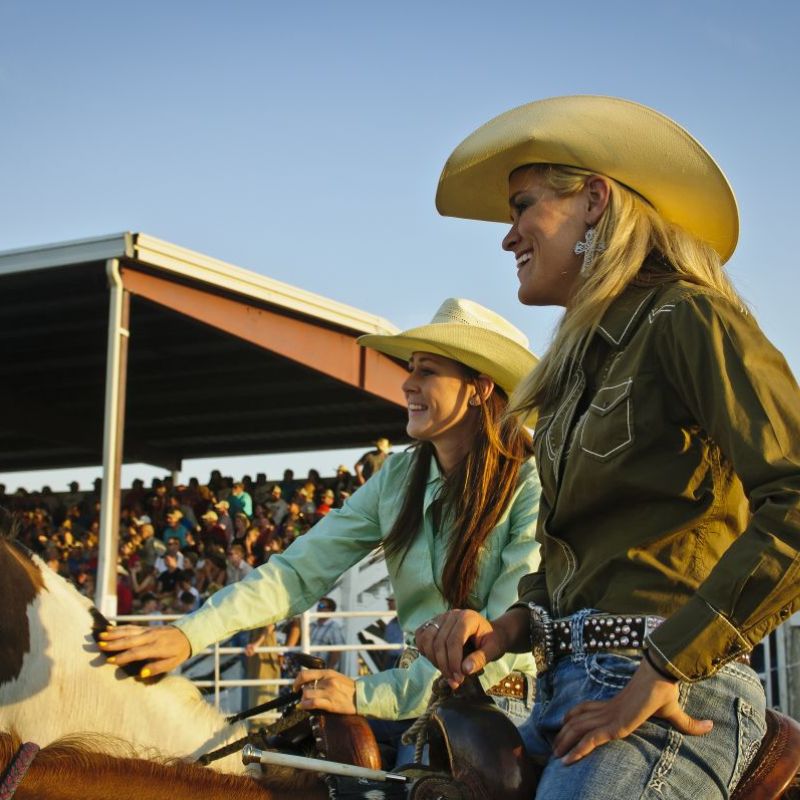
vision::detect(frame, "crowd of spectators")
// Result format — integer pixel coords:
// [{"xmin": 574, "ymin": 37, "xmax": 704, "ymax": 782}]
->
[{"xmin": 3, "ymin": 464, "xmax": 360, "ymax": 618}]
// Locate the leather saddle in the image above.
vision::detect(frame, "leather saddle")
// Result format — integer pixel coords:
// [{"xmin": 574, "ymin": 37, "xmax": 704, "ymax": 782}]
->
[
  {"xmin": 409, "ymin": 678, "xmax": 800, "ymax": 800},
  {"xmin": 733, "ymin": 709, "xmax": 800, "ymax": 800}
]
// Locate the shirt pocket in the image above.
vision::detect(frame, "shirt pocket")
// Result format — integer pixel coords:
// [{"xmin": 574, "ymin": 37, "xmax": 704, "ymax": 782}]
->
[{"xmin": 579, "ymin": 378, "xmax": 634, "ymax": 461}]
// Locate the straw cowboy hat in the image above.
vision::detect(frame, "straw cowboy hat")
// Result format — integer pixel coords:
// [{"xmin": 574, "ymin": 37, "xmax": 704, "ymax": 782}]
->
[
  {"xmin": 436, "ymin": 95, "xmax": 739, "ymax": 263},
  {"xmin": 358, "ymin": 298, "xmax": 537, "ymax": 398}
]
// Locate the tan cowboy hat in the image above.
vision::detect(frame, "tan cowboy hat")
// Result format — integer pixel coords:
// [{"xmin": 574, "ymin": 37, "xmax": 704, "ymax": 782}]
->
[
  {"xmin": 436, "ymin": 95, "xmax": 739, "ymax": 263},
  {"xmin": 357, "ymin": 298, "xmax": 537, "ymax": 398}
]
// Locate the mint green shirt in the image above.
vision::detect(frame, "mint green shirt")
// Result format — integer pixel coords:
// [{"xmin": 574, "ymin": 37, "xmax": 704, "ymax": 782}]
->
[{"xmin": 176, "ymin": 451, "xmax": 541, "ymax": 719}]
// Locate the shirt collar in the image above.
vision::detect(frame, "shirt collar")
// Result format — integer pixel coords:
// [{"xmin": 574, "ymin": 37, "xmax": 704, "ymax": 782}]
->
[
  {"xmin": 595, "ymin": 284, "xmax": 658, "ymax": 349},
  {"xmin": 427, "ymin": 455, "xmax": 443, "ymax": 486}
]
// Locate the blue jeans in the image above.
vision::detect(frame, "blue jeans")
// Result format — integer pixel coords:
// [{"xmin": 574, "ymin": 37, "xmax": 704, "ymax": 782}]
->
[{"xmin": 518, "ymin": 620, "xmax": 766, "ymax": 799}]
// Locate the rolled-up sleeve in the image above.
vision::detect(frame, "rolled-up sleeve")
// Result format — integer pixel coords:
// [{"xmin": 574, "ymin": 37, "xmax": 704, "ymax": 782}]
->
[
  {"xmin": 647, "ymin": 293, "xmax": 800, "ymax": 680},
  {"xmin": 176, "ymin": 473, "xmax": 386, "ymax": 654}
]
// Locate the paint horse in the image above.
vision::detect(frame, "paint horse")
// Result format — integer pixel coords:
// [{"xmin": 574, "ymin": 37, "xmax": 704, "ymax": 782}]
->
[{"xmin": 0, "ymin": 533, "xmax": 253, "ymax": 774}]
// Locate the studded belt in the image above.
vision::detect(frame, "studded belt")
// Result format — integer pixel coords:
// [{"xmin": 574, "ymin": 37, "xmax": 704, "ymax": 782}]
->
[
  {"xmin": 550, "ymin": 612, "xmax": 750, "ymax": 667},
  {"xmin": 552, "ymin": 613, "xmax": 664, "ymax": 656}
]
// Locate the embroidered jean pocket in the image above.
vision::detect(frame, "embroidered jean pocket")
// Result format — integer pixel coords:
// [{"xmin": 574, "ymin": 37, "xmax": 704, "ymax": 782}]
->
[
  {"xmin": 727, "ymin": 697, "xmax": 767, "ymax": 793},
  {"xmin": 579, "ymin": 379, "xmax": 634, "ymax": 461},
  {"xmin": 585, "ymin": 652, "xmax": 641, "ymax": 693}
]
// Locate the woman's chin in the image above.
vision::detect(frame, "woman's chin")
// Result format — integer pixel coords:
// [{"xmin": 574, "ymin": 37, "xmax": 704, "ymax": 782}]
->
[{"xmin": 406, "ymin": 419, "xmax": 429, "ymax": 441}]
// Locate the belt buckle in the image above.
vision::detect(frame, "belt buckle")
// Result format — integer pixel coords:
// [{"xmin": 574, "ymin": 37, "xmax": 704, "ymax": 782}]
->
[{"xmin": 528, "ymin": 603, "xmax": 554, "ymax": 673}]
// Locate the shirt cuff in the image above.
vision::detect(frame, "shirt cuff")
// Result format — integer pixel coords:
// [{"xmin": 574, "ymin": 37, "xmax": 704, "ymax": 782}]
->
[{"xmin": 645, "ymin": 597, "xmax": 751, "ymax": 681}]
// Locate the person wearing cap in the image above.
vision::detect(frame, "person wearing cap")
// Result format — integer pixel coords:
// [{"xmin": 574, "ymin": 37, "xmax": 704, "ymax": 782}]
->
[
  {"xmin": 354, "ymin": 437, "xmax": 392, "ymax": 486},
  {"xmin": 97, "ymin": 298, "xmax": 542, "ymax": 750},
  {"xmin": 416, "ymin": 96, "xmax": 800, "ymax": 798}
]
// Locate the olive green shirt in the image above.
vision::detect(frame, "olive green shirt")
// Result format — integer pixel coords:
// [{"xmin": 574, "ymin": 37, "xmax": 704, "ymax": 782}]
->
[{"xmin": 517, "ymin": 280, "xmax": 800, "ymax": 681}]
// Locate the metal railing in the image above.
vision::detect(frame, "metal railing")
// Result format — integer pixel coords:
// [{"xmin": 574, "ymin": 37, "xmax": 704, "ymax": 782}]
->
[{"xmin": 113, "ymin": 608, "xmax": 404, "ymax": 714}]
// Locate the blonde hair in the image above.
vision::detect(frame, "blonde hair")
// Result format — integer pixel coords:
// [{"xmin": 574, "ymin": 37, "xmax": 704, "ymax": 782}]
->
[{"xmin": 507, "ymin": 164, "xmax": 745, "ymax": 417}]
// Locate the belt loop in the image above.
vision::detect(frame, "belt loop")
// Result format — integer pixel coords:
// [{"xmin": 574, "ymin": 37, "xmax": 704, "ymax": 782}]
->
[{"xmin": 570, "ymin": 608, "xmax": 592, "ymax": 661}]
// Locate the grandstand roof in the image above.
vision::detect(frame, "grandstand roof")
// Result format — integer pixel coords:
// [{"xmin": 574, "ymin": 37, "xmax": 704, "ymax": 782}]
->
[{"xmin": 0, "ymin": 233, "xmax": 409, "ymax": 472}]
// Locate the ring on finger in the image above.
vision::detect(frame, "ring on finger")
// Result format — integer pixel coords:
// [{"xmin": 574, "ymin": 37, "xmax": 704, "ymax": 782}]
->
[
  {"xmin": 312, "ymin": 679, "xmax": 319, "ymax": 690},
  {"xmin": 423, "ymin": 620, "xmax": 441, "ymax": 631}
]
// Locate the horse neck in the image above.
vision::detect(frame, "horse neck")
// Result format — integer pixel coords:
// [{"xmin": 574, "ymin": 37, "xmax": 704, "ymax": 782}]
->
[
  {"xmin": 14, "ymin": 747, "xmax": 328, "ymax": 800},
  {"xmin": 0, "ymin": 545, "xmax": 246, "ymax": 772}
]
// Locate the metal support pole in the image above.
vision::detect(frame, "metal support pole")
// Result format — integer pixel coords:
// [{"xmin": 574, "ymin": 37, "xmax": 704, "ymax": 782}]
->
[
  {"xmin": 95, "ymin": 258, "xmax": 130, "ymax": 617},
  {"xmin": 776, "ymin": 622, "xmax": 790, "ymax": 714}
]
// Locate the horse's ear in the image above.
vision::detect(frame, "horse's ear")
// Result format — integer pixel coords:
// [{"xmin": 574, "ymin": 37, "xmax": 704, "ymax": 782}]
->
[{"xmin": 0, "ymin": 506, "xmax": 20, "ymax": 541}]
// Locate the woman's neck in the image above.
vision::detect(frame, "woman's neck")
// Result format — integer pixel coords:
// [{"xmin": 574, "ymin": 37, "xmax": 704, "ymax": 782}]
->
[{"xmin": 432, "ymin": 422, "xmax": 477, "ymax": 476}]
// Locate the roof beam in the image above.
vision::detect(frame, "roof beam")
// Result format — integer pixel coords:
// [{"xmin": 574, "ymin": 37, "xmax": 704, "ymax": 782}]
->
[{"xmin": 120, "ymin": 267, "xmax": 406, "ymax": 407}]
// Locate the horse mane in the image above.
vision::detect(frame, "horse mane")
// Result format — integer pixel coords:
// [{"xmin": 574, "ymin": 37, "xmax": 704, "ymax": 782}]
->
[{"xmin": 0, "ymin": 732, "xmax": 326, "ymax": 800}]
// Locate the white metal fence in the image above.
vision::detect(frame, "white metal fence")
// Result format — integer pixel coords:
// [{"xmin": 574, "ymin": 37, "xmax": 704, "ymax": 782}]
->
[{"xmin": 114, "ymin": 608, "xmax": 403, "ymax": 714}]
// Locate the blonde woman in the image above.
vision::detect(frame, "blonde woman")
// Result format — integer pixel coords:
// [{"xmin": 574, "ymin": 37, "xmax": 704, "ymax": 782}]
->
[{"xmin": 417, "ymin": 96, "xmax": 800, "ymax": 799}]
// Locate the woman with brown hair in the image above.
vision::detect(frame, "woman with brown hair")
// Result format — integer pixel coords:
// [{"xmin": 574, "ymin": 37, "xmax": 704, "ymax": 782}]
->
[
  {"xmin": 99, "ymin": 298, "xmax": 541, "ymax": 736},
  {"xmin": 416, "ymin": 96, "xmax": 800, "ymax": 798}
]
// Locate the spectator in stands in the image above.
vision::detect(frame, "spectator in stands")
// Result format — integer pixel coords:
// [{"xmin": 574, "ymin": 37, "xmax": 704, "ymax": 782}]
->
[
  {"xmin": 195, "ymin": 552, "xmax": 226, "ymax": 598},
  {"xmin": 279, "ymin": 469, "xmax": 296, "ymax": 499},
  {"xmin": 156, "ymin": 552, "xmax": 184, "ymax": 598},
  {"xmin": 62, "ymin": 481, "xmax": 84, "ymax": 512},
  {"xmin": 226, "ymin": 542, "xmax": 253, "ymax": 584},
  {"xmin": 296, "ymin": 486, "xmax": 317, "ymax": 518},
  {"xmin": 199, "ymin": 509, "xmax": 229, "ymax": 552},
  {"xmin": 155, "ymin": 537, "xmax": 185, "ymax": 573},
  {"xmin": 176, "ymin": 590, "xmax": 199, "ymax": 615},
  {"xmin": 146, "ymin": 482, "xmax": 168, "ymax": 531},
  {"xmin": 278, "ymin": 499, "xmax": 308, "ymax": 544},
  {"xmin": 162, "ymin": 509, "xmax": 192, "ymax": 547},
  {"xmin": 139, "ymin": 592, "xmax": 164, "ymax": 626},
  {"xmin": 100, "ymin": 298, "xmax": 541, "ymax": 755},
  {"xmin": 136, "ymin": 521, "xmax": 166, "ymax": 570},
  {"xmin": 167, "ymin": 494, "xmax": 199, "ymax": 534},
  {"xmin": 265, "ymin": 485, "xmax": 289, "ymax": 526},
  {"xmin": 228, "ymin": 481, "xmax": 253, "ymax": 518},
  {"xmin": 214, "ymin": 500, "xmax": 234, "ymax": 542},
  {"xmin": 176, "ymin": 571, "xmax": 200, "ymax": 612},
  {"xmin": 252, "ymin": 473, "xmax": 272, "ymax": 507},
  {"xmin": 333, "ymin": 466, "xmax": 354, "ymax": 504},
  {"xmin": 232, "ymin": 512, "xmax": 250, "ymax": 545},
  {"xmin": 310, "ymin": 597, "xmax": 345, "ymax": 669},
  {"xmin": 314, "ymin": 489, "xmax": 335, "ymax": 522},
  {"xmin": 129, "ymin": 561, "xmax": 158, "ymax": 600},
  {"xmin": 354, "ymin": 438, "xmax": 392, "ymax": 486}
]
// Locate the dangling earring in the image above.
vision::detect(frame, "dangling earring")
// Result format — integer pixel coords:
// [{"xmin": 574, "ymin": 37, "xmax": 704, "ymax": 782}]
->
[{"xmin": 574, "ymin": 226, "xmax": 604, "ymax": 274}]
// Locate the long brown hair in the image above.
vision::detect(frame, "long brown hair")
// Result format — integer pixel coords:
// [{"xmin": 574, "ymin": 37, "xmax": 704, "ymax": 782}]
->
[{"xmin": 383, "ymin": 374, "xmax": 533, "ymax": 609}]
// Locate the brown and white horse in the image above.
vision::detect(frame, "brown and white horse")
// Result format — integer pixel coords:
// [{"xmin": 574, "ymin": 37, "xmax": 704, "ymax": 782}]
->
[
  {"xmin": 0, "ymin": 533, "xmax": 250, "ymax": 774},
  {"xmin": 0, "ymin": 732, "xmax": 327, "ymax": 800}
]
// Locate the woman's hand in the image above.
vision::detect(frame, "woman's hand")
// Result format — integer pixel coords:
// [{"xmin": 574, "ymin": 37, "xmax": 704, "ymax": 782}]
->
[
  {"xmin": 98, "ymin": 624, "xmax": 191, "ymax": 678},
  {"xmin": 293, "ymin": 669, "xmax": 357, "ymax": 714},
  {"xmin": 415, "ymin": 608, "xmax": 528, "ymax": 688},
  {"xmin": 553, "ymin": 657, "xmax": 713, "ymax": 764}
]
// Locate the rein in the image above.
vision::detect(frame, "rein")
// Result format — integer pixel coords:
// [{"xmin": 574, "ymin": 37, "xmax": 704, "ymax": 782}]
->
[
  {"xmin": 198, "ymin": 690, "xmax": 303, "ymax": 766},
  {"xmin": 0, "ymin": 742, "xmax": 39, "ymax": 800}
]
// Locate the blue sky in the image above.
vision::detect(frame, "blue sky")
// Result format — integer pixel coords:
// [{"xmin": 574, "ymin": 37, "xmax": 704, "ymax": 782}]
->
[{"xmin": 1, "ymin": 1, "xmax": 798, "ymax": 490}]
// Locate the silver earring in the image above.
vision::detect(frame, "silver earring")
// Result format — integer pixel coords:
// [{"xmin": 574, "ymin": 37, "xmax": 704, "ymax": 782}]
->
[
  {"xmin": 469, "ymin": 397, "xmax": 480, "ymax": 406},
  {"xmin": 574, "ymin": 227, "xmax": 604, "ymax": 273}
]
